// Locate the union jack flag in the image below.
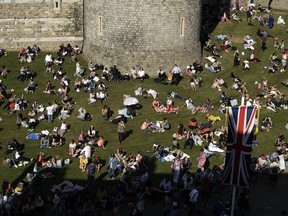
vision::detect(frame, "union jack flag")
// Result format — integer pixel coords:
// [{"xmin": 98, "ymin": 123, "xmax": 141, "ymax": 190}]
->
[{"xmin": 222, "ymin": 106, "xmax": 257, "ymax": 187}]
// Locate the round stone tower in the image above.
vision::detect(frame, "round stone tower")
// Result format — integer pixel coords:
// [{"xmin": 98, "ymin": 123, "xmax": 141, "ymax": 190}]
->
[{"xmin": 83, "ymin": 0, "xmax": 202, "ymax": 74}]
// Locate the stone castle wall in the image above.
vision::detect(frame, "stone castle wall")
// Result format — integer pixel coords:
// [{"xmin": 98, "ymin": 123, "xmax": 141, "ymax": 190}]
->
[
  {"xmin": 237, "ymin": 0, "xmax": 288, "ymax": 10},
  {"xmin": 256, "ymin": 0, "xmax": 288, "ymax": 9},
  {"xmin": 83, "ymin": 0, "xmax": 202, "ymax": 74},
  {"xmin": 0, "ymin": 0, "xmax": 83, "ymax": 50}
]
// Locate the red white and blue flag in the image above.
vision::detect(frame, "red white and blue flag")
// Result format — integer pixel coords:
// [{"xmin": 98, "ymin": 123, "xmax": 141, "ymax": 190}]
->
[{"xmin": 222, "ymin": 106, "xmax": 257, "ymax": 187}]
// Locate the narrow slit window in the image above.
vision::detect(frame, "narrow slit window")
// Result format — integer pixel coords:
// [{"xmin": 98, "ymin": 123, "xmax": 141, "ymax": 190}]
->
[
  {"xmin": 54, "ymin": 0, "xmax": 61, "ymax": 10},
  {"xmin": 98, "ymin": 16, "xmax": 103, "ymax": 35},
  {"xmin": 180, "ymin": 17, "xmax": 185, "ymax": 36}
]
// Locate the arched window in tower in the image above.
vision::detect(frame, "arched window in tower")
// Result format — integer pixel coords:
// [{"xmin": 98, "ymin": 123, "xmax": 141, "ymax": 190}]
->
[
  {"xmin": 98, "ymin": 16, "xmax": 103, "ymax": 35},
  {"xmin": 180, "ymin": 17, "xmax": 185, "ymax": 37},
  {"xmin": 53, "ymin": 0, "xmax": 62, "ymax": 10}
]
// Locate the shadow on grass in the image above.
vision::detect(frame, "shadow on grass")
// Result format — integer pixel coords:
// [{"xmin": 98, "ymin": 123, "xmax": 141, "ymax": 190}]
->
[
  {"xmin": 201, "ymin": 0, "xmax": 232, "ymax": 46},
  {"xmin": 8, "ymin": 151, "xmax": 288, "ymax": 216}
]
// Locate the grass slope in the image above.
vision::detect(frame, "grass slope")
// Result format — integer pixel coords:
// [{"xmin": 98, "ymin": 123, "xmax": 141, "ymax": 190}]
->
[{"xmin": 0, "ymin": 9, "xmax": 288, "ymax": 191}]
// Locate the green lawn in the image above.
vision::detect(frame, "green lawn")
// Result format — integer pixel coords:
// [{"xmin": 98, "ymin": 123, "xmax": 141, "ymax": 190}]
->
[{"xmin": 1, "ymin": 9, "xmax": 288, "ymax": 192}]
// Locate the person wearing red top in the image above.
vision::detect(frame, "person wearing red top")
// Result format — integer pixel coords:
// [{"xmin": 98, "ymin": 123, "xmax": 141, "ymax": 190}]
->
[{"xmin": 152, "ymin": 98, "xmax": 160, "ymax": 110}]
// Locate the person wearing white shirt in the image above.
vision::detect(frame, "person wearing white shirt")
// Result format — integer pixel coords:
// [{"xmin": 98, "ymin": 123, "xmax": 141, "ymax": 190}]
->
[
  {"xmin": 74, "ymin": 61, "xmax": 84, "ymax": 77},
  {"xmin": 184, "ymin": 98, "xmax": 195, "ymax": 111},
  {"xmin": 88, "ymin": 92, "xmax": 97, "ymax": 104},
  {"xmin": 205, "ymin": 55, "xmax": 216, "ymax": 63},
  {"xmin": 46, "ymin": 103, "xmax": 55, "ymax": 123},
  {"xmin": 172, "ymin": 64, "xmax": 181, "ymax": 74},
  {"xmin": 69, "ymin": 140, "xmax": 77, "ymax": 155},
  {"xmin": 243, "ymin": 59, "xmax": 250, "ymax": 70},
  {"xmin": 171, "ymin": 64, "xmax": 182, "ymax": 85},
  {"xmin": 147, "ymin": 89, "xmax": 158, "ymax": 99},
  {"xmin": 130, "ymin": 66, "xmax": 137, "ymax": 80},
  {"xmin": 88, "ymin": 61, "xmax": 95, "ymax": 71},
  {"xmin": 96, "ymin": 91, "xmax": 107, "ymax": 103},
  {"xmin": 58, "ymin": 121, "xmax": 68, "ymax": 137},
  {"xmin": 45, "ymin": 53, "xmax": 53, "ymax": 65},
  {"xmin": 80, "ymin": 143, "xmax": 92, "ymax": 158},
  {"xmin": 137, "ymin": 67, "xmax": 146, "ymax": 81},
  {"xmin": 208, "ymin": 141, "xmax": 224, "ymax": 153},
  {"xmin": 102, "ymin": 67, "xmax": 112, "ymax": 80}
]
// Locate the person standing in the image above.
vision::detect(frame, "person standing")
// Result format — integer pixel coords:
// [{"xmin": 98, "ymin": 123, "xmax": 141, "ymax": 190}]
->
[
  {"xmin": 171, "ymin": 64, "xmax": 181, "ymax": 85},
  {"xmin": 86, "ymin": 159, "xmax": 96, "ymax": 188},
  {"xmin": 46, "ymin": 103, "xmax": 54, "ymax": 123},
  {"xmin": 268, "ymin": 0, "xmax": 273, "ymax": 9},
  {"xmin": 171, "ymin": 157, "xmax": 183, "ymax": 184},
  {"xmin": 188, "ymin": 186, "xmax": 199, "ymax": 215},
  {"xmin": 197, "ymin": 148, "xmax": 207, "ymax": 171},
  {"xmin": 261, "ymin": 36, "xmax": 267, "ymax": 51},
  {"xmin": 80, "ymin": 143, "xmax": 92, "ymax": 158},
  {"xmin": 233, "ymin": 50, "xmax": 240, "ymax": 67},
  {"xmin": 278, "ymin": 151, "xmax": 286, "ymax": 173},
  {"xmin": 235, "ymin": 0, "xmax": 240, "ymax": 10},
  {"xmin": 117, "ymin": 120, "xmax": 125, "ymax": 144},
  {"xmin": 107, "ymin": 154, "xmax": 117, "ymax": 180},
  {"xmin": 268, "ymin": 13, "xmax": 274, "ymax": 29},
  {"xmin": 74, "ymin": 61, "xmax": 84, "ymax": 77}
]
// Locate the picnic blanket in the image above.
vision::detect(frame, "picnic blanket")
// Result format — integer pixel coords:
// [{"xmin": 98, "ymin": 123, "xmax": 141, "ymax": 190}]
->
[
  {"xmin": 155, "ymin": 105, "xmax": 179, "ymax": 114},
  {"xmin": 160, "ymin": 152, "xmax": 190, "ymax": 162},
  {"xmin": 153, "ymin": 144, "xmax": 190, "ymax": 162}
]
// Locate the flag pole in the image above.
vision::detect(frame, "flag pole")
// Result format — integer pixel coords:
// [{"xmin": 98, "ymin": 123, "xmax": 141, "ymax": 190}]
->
[
  {"xmin": 231, "ymin": 95, "xmax": 245, "ymax": 216},
  {"xmin": 225, "ymin": 106, "xmax": 229, "ymax": 133},
  {"xmin": 231, "ymin": 186, "xmax": 237, "ymax": 216}
]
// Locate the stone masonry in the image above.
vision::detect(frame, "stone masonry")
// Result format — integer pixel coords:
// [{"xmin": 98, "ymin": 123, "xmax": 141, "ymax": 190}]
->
[
  {"xmin": 0, "ymin": 0, "xmax": 83, "ymax": 50},
  {"xmin": 0, "ymin": 0, "xmax": 287, "ymax": 74},
  {"xmin": 255, "ymin": 0, "xmax": 288, "ymax": 10},
  {"xmin": 82, "ymin": 0, "xmax": 202, "ymax": 74}
]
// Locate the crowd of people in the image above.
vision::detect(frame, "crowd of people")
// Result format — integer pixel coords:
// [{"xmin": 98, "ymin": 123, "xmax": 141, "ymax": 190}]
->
[{"xmin": 1, "ymin": 1, "xmax": 288, "ymax": 215}]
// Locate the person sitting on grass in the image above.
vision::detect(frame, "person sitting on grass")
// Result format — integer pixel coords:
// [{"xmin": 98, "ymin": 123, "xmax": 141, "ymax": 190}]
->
[
  {"xmin": 96, "ymin": 136, "xmax": 106, "ymax": 149},
  {"xmin": 152, "ymin": 98, "xmax": 160, "ymax": 110},
  {"xmin": 274, "ymin": 135, "xmax": 286, "ymax": 147},
  {"xmin": 68, "ymin": 140, "xmax": 77, "ymax": 156},
  {"xmin": 79, "ymin": 155, "xmax": 88, "ymax": 172},
  {"xmin": 173, "ymin": 123, "xmax": 187, "ymax": 140},
  {"xmin": 101, "ymin": 105, "xmax": 112, "ymax": 120},
  {"xmin": 1, "ymin": 65, "xmax": 9, "ymax": 78},
  {"xmin": 45, "ymin": 53, "xmax": 53, "ymax": 65},
  {"xmin": 96, "ymin": 90, "xmax": 108, "ymax": 103},
  {"xmin": 260, "ymin": 116, "xmax": 273, "ymax": 132},
  {"xmin": 51, "ymin": 131, "xmax": 63, "ymax": 147},
  {"xmin": 35, "ymin": 152, "xmax": 47, "ymax": 172},
  {"xmin": 94, "ymin": 156, "xmax": 105, "ymax": 173},
  {"xmin": 24, "ymin": 78, "xmax": 36, "ymax": 93},
  {"xmin": 2, "ymin": 157, "xmax": 18, "ymax": 168}
]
